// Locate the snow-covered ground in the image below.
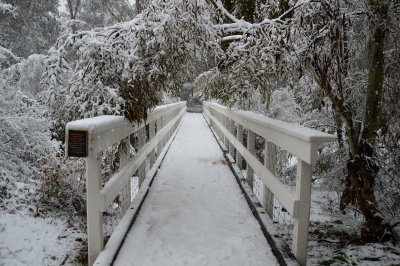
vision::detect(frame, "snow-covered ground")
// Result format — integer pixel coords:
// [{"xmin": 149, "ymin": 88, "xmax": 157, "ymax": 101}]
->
[
  {"xmin": 307, "ymin": 189, "xmax": 400, "ymax": 265},
  {"xmin": 0, "ymin": 212, "xmax": 85, "ymax": 266},
  {"xmin": 114, "ymin": 113, "xmax": 278, "ymax": 266}
]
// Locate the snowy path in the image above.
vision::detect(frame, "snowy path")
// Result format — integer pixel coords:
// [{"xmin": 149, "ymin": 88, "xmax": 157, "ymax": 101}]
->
[{"xmin": 114, "ymin": 113, "xmax": 278, "ymax": 266}]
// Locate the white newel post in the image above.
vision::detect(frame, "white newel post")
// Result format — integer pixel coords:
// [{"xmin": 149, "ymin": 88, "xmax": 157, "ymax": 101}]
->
[
  {"xmin": 293, "ymin": 159, "xmax": 312, "ymax": 266},
  {"xmin": 86, "ymin": 152, "xmax": 104, "ymax": 266}
]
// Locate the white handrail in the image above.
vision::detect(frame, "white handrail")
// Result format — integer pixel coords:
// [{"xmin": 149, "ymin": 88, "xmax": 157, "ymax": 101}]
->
[
  {"xmin": 203, "ymin": 102, "xmax": 336, "ymax": 266},
  {"xmin": 66, "ymin": 101, "xmax": 186, "ymax": 265}
]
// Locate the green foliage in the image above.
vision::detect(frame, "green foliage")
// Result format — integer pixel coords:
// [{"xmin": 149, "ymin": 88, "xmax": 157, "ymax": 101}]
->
[{"xmin": 320, "ymin": 252, "xmax": 357, "ymax": 265}]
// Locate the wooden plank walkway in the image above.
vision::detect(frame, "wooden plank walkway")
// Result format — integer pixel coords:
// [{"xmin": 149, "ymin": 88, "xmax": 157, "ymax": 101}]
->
[{"xmin": 113, "ymin": 113, "xmax": 278, "ymax": 266}]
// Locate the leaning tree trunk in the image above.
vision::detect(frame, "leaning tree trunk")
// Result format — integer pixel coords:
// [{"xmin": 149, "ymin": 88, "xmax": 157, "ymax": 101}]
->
[
  {"xmin": 341, "ymin": 144, "xmax": 389, "ymax": 242},
  {"xmin": 340, "ymin": 0, "xmax": 390, "ymax": 242}
]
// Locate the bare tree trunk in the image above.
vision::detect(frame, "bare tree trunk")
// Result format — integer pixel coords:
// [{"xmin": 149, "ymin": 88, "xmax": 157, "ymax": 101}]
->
[
  {"xmin": 340, "ymin": 0, "xmax": 390, "ymax": 242},
  {"xmin": 306, "ymin": 0, "xmax": 391, "ymax": 242},
  {"xmin": 23, "ymin": 0, "xmax": 40, "ymax": 54},
  {"xmin": 67, "ymin": 0, "xmax": 81, "ymax": 33},
  {"xmin": 136, "ymin": 0, "xmax": 144, "ymax": 14},
  {"xmin": 67, "ymin": 0, "xmax": 81, "ymax": 20}
]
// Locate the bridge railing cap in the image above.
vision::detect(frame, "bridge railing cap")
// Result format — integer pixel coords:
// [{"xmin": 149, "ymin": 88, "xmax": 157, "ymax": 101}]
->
[
  {"xmin": 66, "ymin": 101, "xmax": 187, "ymax": 134},
  {"xmin": 204, "ymin": 101, "xmax": 337, "ymax": 143}
]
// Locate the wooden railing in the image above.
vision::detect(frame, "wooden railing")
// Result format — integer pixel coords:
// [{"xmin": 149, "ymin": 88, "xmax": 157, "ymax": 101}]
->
[
  {"xmin": 203, "ymin": 102, "xmax": 336, "ymax": 266},
  {"xmin": 65, "ymin": 102, "xmax": 186, "ymax": 265}
]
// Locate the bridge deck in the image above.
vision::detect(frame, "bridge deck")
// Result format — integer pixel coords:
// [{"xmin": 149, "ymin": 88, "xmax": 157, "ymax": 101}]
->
[{"xmin": 113, "ymin": 113, "xmax": 278, "ymax": 266}]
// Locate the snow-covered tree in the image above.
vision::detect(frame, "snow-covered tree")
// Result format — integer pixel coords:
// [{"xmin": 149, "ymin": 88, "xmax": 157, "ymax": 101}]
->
[
  {"xmin": 202, "ymin": 0, "xmax": 400, "ymax": 241},
  {"xmin": 40, "ymin": 0, "xmax": 399, "ymax": 242},
  {"xmin": 78, "ymin": 0, "xmax": 134, "ymax": 28},
  {"xmin": 0, "ymin": 0, "xmax": 60, "ymax": 57},
  {"xmin": 42, "ymin": 0, "xmax": 217, "ymax": 140}
]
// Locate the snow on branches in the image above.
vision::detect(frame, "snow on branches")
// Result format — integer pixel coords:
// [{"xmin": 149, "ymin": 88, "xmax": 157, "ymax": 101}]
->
[
  {"xmin": 0, "ymin": 1, "xmax": 16, "ymax": 16},
  {"xmin": 42, "ymin": 0, "xmax": 216, "ymax": 127}
]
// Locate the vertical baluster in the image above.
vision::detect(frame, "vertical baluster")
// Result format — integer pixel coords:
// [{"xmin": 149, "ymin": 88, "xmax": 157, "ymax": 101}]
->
[
  {"xmin": 119, "ymin": 136, "xmax": 130, "ymax": 167},
  {"xmin": 229, "ymin": 119, "xmax": 235, "ymax": 157},
  {"xmin": 169, "ymin": 111, "xmax": 173, "ymax": 138},
  {"xmin": 215, "ymin": 112, "xmax": 219, "ymax": 138},
  {"xmin": 224, "ymin": 115, "xmax": 229, "ymax": 149},
  {"xmin": 236, "ymin": 124, "xmax": 243, "ymax": 169},
  {"xmin": 219, "ymin": 113, "xmax": 223, "ymax": 141},
  {"xmin": 164, "ymin": 113, "xmax": 169, "ymax": 142},
  {"xmin": 156, "ymin": 117, "xmax": 162, "ymax": 156},
  {"xmin": 164, "ymin": 113, "xmax": 169, "ymax": 147},
  {"xmin": 120, "ymin": 136, "xmax": 131, "ymax": 210},
  {"xmin": 162, "ymin": 115, "xmax": 166, "ymax": 149},
  {"xmin": 149, "ymin": 121, "xmax": 156, "ymax": 168},
  {"xmin": 137, "ymin": 126, "xmax": 146, "ymax": 186},
  {"xmin": 262, "ymin": 141, "xmax": 275, "ymax": 218},
  {"xmin": 246, "ymin": 130, "xmax": 255, "ymax": 189},
  {"xmin": 293, "ymin": 159, "xmax": 312, "ymax": 266},
  {"xmin": 86, "ymin": 152, "xmax": 103, "ymax": 266},
  {"xmin": 209, "ymin": 107, "xmax": 214, "ymax": 128}
]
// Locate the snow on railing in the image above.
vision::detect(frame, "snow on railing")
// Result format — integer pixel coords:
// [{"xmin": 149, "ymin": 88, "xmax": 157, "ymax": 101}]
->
[
  {"xmin": 65, "ymin": 102, "xmax": 186, "ymax": 265},
  {"xmin": 203, "ymin": 102, "xmax": 336, "ymax": 266}
]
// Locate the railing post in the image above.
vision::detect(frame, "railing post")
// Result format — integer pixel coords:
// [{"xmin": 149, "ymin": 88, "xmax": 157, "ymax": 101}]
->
[
  {"xmin": 246, "ymin": 130, "xmax": 255, "ymax": 189},
  {"xmin": 86, "ymin": 152, "xmax": 104, "ymax": 266},
  {"xmin": 119, "ymin": 136, "xmax": 131, "ymax": 212},
  {"xmin": 292, "ymin": 159, "xmax": 312, "ymax": 266},
  {"xmin": 217, "ymin": 113, "xmax": 222, "ymax": 140},
  {"xmin": 161, "ymin": 114, "xmax": 167, "ymax": 148},
  {"xmin": 236, "ymin": 124, "xmax": 243, "ymax": 169},
  {"xmin": 120, "ymin": 137, "xmax": 130, "ymax": 167},
  {"xmin": 149, "ymin": 121, "xmax": 156, "ymax": 167},
  {"xmin": 223, "ymin": 115, "xmax": 229, "ymax": 148},
  {"xmin": 156, "ymin": 117, "xmax": 162, "ymax": 157},
  {"xmin": 229, "ymin": 119, "xmax": 235, "ymax": 157},
  {"xmin": 262, "ymin": 141, "xmax": 275, "ymax": 218},
  {"xmin": 138, "ymin": 126, "xmax": 146, "ymax": 186}
]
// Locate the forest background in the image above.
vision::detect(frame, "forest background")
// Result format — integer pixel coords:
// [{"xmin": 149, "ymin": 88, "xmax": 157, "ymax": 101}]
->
[{"xmin": 0, "ymin": 0, "xmax": 399, "ymax": 265}]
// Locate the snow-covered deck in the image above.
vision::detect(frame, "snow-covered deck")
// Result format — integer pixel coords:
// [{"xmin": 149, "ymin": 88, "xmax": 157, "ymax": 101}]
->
[{"xmin": 113, "ymin": 113, "xmax": 278, "ymax": 266}]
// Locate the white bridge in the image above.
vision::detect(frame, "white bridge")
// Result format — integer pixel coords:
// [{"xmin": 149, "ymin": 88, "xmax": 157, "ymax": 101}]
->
[{"xmin": 65, "ymin": 102, "xmax": 336, "ymax": 266}]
